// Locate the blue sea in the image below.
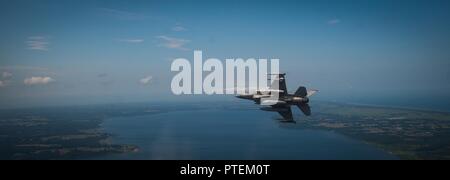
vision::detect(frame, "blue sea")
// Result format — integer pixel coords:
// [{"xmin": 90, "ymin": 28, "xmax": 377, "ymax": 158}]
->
[{"xmin": 95, "ymin": 108, "xmax": 398, "ymax": 160}]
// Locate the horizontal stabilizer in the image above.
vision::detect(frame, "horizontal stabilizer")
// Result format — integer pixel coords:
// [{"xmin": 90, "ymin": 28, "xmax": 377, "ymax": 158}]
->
[
  {"xmin": 307, "ymin": 89, "xmax": 319, "ymax": 97},
  {"xmin": 297, "ymin": 104, "xmax": 311, "ymax": 116},
  {"xmin": 276, "ymin": 107, "xmax": 293, "ymax": 121}
]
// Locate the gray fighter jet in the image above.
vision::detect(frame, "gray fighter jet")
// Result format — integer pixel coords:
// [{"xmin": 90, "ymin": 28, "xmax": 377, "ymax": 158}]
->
[{"xmin": 237, "ymin": 74, "xmax": 318, "ymax": 122}]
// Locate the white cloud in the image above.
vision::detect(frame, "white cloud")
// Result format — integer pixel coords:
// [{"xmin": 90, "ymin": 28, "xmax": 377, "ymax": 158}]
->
[
  {"xmin": 140, "ymin": 76, "xmax": 153, "ymax": 85},
  {"xmin": 117, "ymin": 39, "xmax": 145, "ymax": 43},
  {"xmin": 24, "ymin": 77, "xmax": 55, "ymax": 86},
  {"xmin": 327, "ymin": 19, "xmax": 341, "ymax": 25},
  {"xmin": 0, "ymin": 66, "xmax": 55, "ymax": 76},
  {"xmin": 2, "ymin": 72, "xmax": 12, "ymax": 79},
  {"xmin": 0, "ymin": 72, "xmax": 13, "ymax": 87},
  {"xmin": 156, "ymin": 36, "xmax": 190, "ymax": 51},
  {"xmin": 0, "ymin": 66, "xmax": 49, "ymax": 71},
  {"xmin": 27, "ymin": 36, "xmax": 49, "ymax": 51},
  {"xmin": 172, "ymin": 26, "xmax": 187, "ymax": 32},
  {"xmin": 98, "ymin": 8, "xmax": 148, "ymax": 20}
]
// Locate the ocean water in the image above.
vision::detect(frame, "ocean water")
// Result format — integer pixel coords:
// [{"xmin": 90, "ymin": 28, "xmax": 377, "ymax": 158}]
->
[{"xmin": 96, "ymin": 108, "xmax": 398, "ymax": 160}]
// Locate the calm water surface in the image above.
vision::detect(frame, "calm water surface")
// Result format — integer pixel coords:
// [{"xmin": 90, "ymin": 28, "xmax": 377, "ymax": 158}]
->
[{"xmin": 97, "ymin": 109, "xmax": 398, "ymax": 160}]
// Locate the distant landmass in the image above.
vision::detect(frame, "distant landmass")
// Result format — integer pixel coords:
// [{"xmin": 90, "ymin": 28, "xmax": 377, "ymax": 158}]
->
[
  {"xmin": 0, "ymin": 101, "xmax": 449, "ymax": 160},
  {"xmin": 296, "ymin": 102, "xmax": 450, "ymax": 160}
]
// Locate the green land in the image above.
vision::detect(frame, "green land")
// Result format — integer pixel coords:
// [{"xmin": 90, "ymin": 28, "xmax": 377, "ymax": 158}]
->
[{"xmin": 294, "ymin": 102, "xmax": 450, "ymax": 160}]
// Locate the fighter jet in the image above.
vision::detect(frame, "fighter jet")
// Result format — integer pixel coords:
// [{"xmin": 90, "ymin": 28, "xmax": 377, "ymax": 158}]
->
[{"xmin": 236, "ymin": 74, "xmax": 318, "ymax": 122}]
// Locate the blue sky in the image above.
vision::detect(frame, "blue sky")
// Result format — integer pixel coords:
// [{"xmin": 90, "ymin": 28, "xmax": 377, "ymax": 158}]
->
[{"xmin": 0, "ymin": 0, "xmax": 450, "ymax": 108}]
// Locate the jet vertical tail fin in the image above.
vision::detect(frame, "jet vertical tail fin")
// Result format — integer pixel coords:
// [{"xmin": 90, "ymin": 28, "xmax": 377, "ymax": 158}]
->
[
  {"xmin": 295, "ymin": 87, "xmax": 308, "ymax": 97},
  {"xmin": 295, "ymin": 87, "xmax": 319, "ymax": 98},
  {"xmin": 269, "ymin": 74, "xmax": 287, "ymax": 96}
]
